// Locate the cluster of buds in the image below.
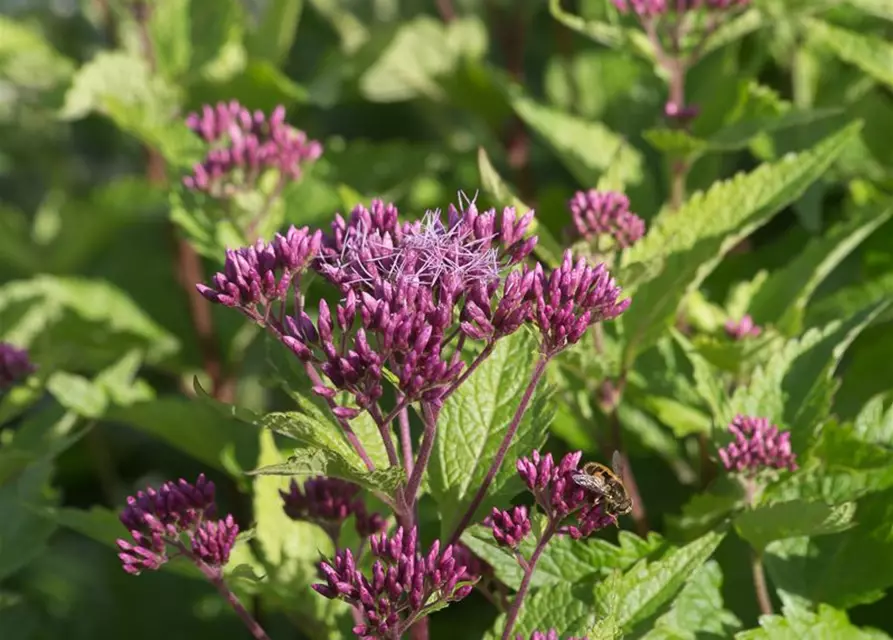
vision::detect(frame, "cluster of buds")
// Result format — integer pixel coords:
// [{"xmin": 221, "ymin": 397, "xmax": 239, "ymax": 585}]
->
[
  {"xmin": 718, "ymin": 415, "xmax": 798, "ymax": 475},
  {"xmin": 490, "ymin": 506, "xmax": 532, "ymax": 548},
  {"xmin": 519, "ymin": 632, "xmax": 589, "ymax": 640},
  {"xmin": 198, "ymin": 196, "xmax": 630, "ymax": 416},
  {"xmin": 183, "ymin": 101, "xmax": 322, "ymax": 196},
  {"xmin": 514, "ymin": 451, "xmax": 615, "ymax": 539},
  {"xmin": 116, "ymin": 474, "xmax": 239, "ymax": 575},
  {"xmin": 724, "ymin": 315, "xmax": 762, "ymax": 340},
  {"xmin": 568, "ymin": 190, "xmax": 646, "ymax": 250},
  {"xmin": 313, "ymin": 527, "xmax": 477, "ymax": 639},
  {"xmin": 531, "ymin": 251, "xmax": 630, "ymax": 357},
  {"xmin": 0, "ymin": 342, "xmax": 35, "ymax": 390},
  {"xmin": 280, "ymin": 476, "xmax": 386, "ymax": 541}
]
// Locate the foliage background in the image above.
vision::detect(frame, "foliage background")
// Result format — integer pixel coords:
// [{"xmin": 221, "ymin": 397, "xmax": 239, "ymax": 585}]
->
[{"xmin": 3, "ymin": 0, "xmax": 893, "ymax": 638}]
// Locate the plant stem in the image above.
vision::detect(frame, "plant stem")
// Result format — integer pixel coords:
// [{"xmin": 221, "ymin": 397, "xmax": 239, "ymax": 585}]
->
[
  {"xmin": 403, "ymin": 402, "xmax": 439, "ymax": 511},
  {"xmin": 501, "ymin": 524, "xmax": 555, "ymax": 640},
  {"xmin": 668, "ymin": 58, "xmax": 688, "ymax": 211},
  {"xmin": 398, "ymin": 400, "xmax": 414, "ymax": 477},
  {"xmin": 369, "ymin": 405, "xmax": 401, "ymax": 468},
  {"xmin": 448, "ymin": 357, "xmax": 549, "ymax": 546},
  {"xmin": 202, "ymin": 565, "xmax": 272, "ymax": 640},
  {"xmin": 435, "ymin": 0, "xmax": 455, "ymax": 22},
  {"xmin": 607, "ymin": 375, "xmax": 649, "ymax": 536},
  {"xmin": 442, "ymin": 343, "xmax": 495, "ymax": 401},
  {"xmin": 750, "ymin": 548, "xmax": 774, "ymax": 616}
]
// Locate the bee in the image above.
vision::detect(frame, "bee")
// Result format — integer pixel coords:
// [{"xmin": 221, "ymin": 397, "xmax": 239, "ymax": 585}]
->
[{"xmin": 572, "ymin": 450, "xmax": 633, "ymax": 518}]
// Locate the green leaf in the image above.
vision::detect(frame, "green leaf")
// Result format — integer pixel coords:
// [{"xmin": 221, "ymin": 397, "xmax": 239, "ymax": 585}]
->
[
  {"xmin": 0, "ymin": 16, "xmax": 75, "ymax": 91},
  {"xmin": 108, "ymin": 397, "xmax": 259, "ymax": 473},
  {"xmin": 667, "ymin": 476, "xmax": 746, "ymax": 542},
  {"xmin": 806, "ymin": 272, "xmax": 893, "ymax": 329},
  {"xmin": 359, "ymin": 16, "xmax": 487, "ymax": 103},
  {"xmin": 486, "ymin": 582, "xmax": 598, "ymax": 640},
  {"xmin": 736, "ymin": 602, "xmax": 890, "ymax": 639},
  {"xmin": 594, "ymin": 530, "xmax": 725, "ymax": 633},
  {"xmin": 847, "ymin": 0, "xmax": 893, "ymax": 21},
  {"xmin": 641, "ymin": 560, "xmax": 741, "ymax": 640},
  {"xmin": 547, "ymin": 0, "xmax": 654, "ymax": 60},
  {"xmin": 735, "ymin": 500, "xmax": 856, "ymax": 551},
  {"xmin": 620, "ymin": 123, "xmax": 860, "ymax": 366},
  {"xmin": 46, "ymin": 372, "xmax": 108, "ymax": 419},
  {"xmin": 476, "ymin": 147, "xmax": 563, "ymax": 266},
  {"xmin": 505, "ymin": 88, "xmax": 643, "ymax": 188},
  {"xmin": 427, "ymin": 330, "xmax": 554, "ymax": 538},
  {"xmin": 149, "ymin": 0, "xmax": 192, "ymax": 80},
  {"xmin": 245, "ymin": 0, "xmax": 304, "ymax": 63},
  {"xmin": 748, "ymin": 204, "xmax": 893, "ymax": 332},
  {"xmin": 852, "ymin": 394, "xmax": 893, "ymax": 446},
  {"xmin": 247, "ymin": 445, "xmax": 404, "ymax": 495},
  {"xmin": 0, "ymin": 275, "xmax": 179, "ymax": 368},
  {"xmin": 0, "ymin": 461, "xmax": 57, "ymax": 582},
  {"xmin": 461, "ymin": 524, "xmax": 665, "ymax": 590},
  {"xmin": 806, "ymin": 18, "xmax": 893, "ymax": 90}
]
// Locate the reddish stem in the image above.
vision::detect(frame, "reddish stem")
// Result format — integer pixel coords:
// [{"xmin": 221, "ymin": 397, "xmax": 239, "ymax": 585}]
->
[
  {"xmin": 500, "ymin": 523, "xmax": 556, "ymax": 640},
  {"xmin": 448, "ymin": 357, "xmax": 549, "ymax": 546}
]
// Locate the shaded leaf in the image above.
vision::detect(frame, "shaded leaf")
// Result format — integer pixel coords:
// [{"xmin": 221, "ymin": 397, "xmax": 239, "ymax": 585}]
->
[
  {"xmin": 736, "ymin": 602, "xmax": 890, "ymax": 638},
  {"xmin": 735, "ymin": 500, "xmax": 856, "ymax": 551}
]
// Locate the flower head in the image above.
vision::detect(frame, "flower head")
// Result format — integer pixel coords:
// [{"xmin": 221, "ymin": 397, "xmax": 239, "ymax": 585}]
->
[
  {"xmin": 718, "ymin": 415, "xmax": 797, "ymax": 475},
  {"xmin": 568, "ymin": 190, "xmax": 645, "ymax": 249},
  {"xmin": 313, "ymin": 526, "xmax": 477, "ymax": 638},
  {"xmin": 0, "ymin": 342, "xmax": 35, "ymax": 390},
  {"xmin": 280, "ymin": 476, "xmax": 386, "ymax": 540},
  {"xmin": 725, "ymin": 315, "xmax": 762, "ymax": 340},
  {"xmin": 516, "ymin": 451, "xmax": 616, "ymax": 537},
  {"xmin": 116, "ymin": 474, "xmax": 239, "ymax": 575},
  {"xmin": 519, "ymin": 632, "xmax": 589, "ymax": 640},
  {"xmin": 184, "ymin": 101, "xmax": 322, "ymax": 196},
  {"xmin": 490, "ymin": 506, "xmax": 532, "ymax": 548},
  {"xmin": 612, "ymin": 0, "xmax": 749, "ymax": 16},
  {"xmin": 531, "ymin": 251, "xmax": 630, "ymax": 356}
]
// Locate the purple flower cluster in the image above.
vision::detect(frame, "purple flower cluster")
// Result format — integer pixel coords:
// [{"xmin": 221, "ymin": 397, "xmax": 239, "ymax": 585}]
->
[
  {"xmin": 198, "ymin": 198, "xmax": 630, "ymax": 415},
  {"xmin": 532, "ymin": 251, "xmax": 630, "ymax": 356},
  {"xmin": 313, "ymin": 527, "xmax": 477, "ymax": 639},
  {"xmin": 718, "ymin": 415, "xmax": 797, "ymax": 474},
  {"xmin": 611, "ymin": 0, "xmax": 749, "ymax": 15},
  {"xmin": 0, "ymin": 342, "xmax": 35, "ymax": 389},
  {"xmin": 568, "ymin": 190, "xmax": 646, "ymax": 249},
  {"xmin": 183, "ymin": 101, "xmax": 322, "ymax": 196},
  {"xmin": 116, "ymin": 474, "xmax": 239, "ymax": 575},
  {"xmin": 725, "ymin": 315, "xmax": 762, "ymax": 340},
  {"xmin": 519, "ymin": 632, "xmax": 589, "ymax": 640},
  {"xmin": 280, "ymin": 476, "xmax": 386, "ymax": 540},
  {"xmin": 516, "ymin": 450, "xmax": 615, "ymax": 538},
  {"xmin": 490, "ymin": 506, "xmax": 532, "ymax": 548}
]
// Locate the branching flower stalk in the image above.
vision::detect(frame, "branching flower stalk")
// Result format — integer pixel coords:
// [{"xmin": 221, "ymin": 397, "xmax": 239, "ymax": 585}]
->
[
  {"xmin": 196, "ymin": 194, "xmax": 629, "ymax": 637},
  {"xmin": 492, "ymin": 451, "xmax": 617, "ymax": 639},
  {"xmin": 718, "ymin": 415, "xmax": 798, "ymax": 617},
  {"xmin": 612, "ymin": 0, "xmax": 751, "ymax": 209}
]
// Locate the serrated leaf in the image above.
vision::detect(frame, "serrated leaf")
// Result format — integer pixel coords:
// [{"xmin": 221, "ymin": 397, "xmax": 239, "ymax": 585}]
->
[
  {"xmin": 736, "ymin": 601, "xmax": 891, "ymax": 639},
  {"xmin": 735, "ymin": 500, "xmax": 856, "ymax": 551},
  {"xmin": 547, "ymin": 0, "xmax": 654, "ymax": 60},
  {"xmin": 667, "ymin": 476, "xmax": 745, "ymax": 542},
  {"xmin": 806, "ymin": 18, "xmax": 893, "ymax": 90},
  {"xmin": 620, "ymin": 123, "xmax": 860, "ymax": 367},
  {"xmin": 149, "ymin": 0, "xmax": 192, "ymax": 79},
  {"xmin": 461, "ymin": 524, "xmax": 665, "ymax": 590},
  {"xmin": 806, "ymin": 272, "xmax": 893, "ymax": 329},
  {"xmin": 749, "ymin": 204, "xmax": 893, "ymax": 332},
  {"xmin": 428, "ymin": 330, "xmax": 554, "ymax": 538},
  {"xmin": 641, "ymin": 560, "xmax": 741, "ymax": 640},
  {"xmin": 486, "ymin": 582, "xmax": 598, "ymax": 640},
  {"xmin": 594, "ymin": 530, "xmax": 725, "ymax": 632},
  {"xmin": 506, "ymin": 89, "xmax": 644, "ymax": 188},
  {"xmin": 45, "ymin": 372, "xmax": 108, "ymax": 419},
  {"xmin": 248, "ymin": 446, "xmax": 404, "ymax": 495}
]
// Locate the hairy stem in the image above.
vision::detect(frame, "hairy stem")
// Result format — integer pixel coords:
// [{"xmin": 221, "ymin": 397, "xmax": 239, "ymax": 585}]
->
[
  {"xmin": 448, "ymin": 357, "xmax": 549, "ymax": 546},
  {"xmin": 442, "ymin": 342, "xmax": 495, "ymax": 401},
  {"xmin": 607, "ymin": 375, "xmax": 649, "ymax": 536},
  {"xmin": 501, "ymin": 524, "xmax": 556, "ymax": 640},
  {"xmin": 751, "ymin": 548, "xmax": 774, "ymax": 616}
]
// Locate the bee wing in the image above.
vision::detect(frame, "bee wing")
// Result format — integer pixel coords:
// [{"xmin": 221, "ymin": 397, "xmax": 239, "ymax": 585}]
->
[
  {"xmin": 611, "ymin": 450, "xmax": 625, "ymax": 479},
  {"xmin": 573, "ymin": 471, "xmax": 608, "ymax": 495}
]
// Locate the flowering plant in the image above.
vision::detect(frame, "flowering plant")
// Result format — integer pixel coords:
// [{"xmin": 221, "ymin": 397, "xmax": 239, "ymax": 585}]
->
[{"xmin": 4, "ymin": 1, "xmax": 893, "ymax": 640}]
